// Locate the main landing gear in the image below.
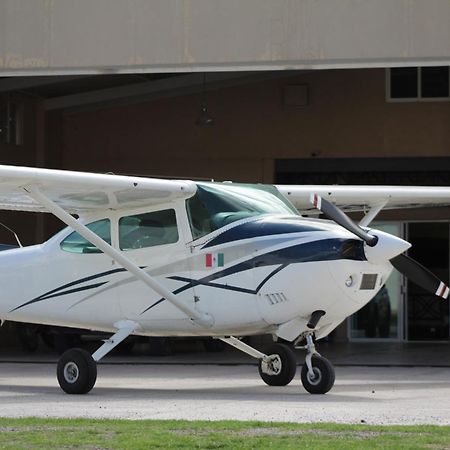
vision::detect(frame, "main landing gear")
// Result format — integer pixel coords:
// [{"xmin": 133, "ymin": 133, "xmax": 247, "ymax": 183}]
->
[
  {"xmin": 56, "ymin": 320, "xmax": 137, "ymax": 394},
  {"xmin": 57, "ymin": 348, "xmax": 97, "ymax": 394}
]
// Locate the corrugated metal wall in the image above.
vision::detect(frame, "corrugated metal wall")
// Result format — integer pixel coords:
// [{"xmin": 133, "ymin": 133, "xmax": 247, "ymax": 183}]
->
[{"xmin": 1, "ymin": 0, "xmax": 450, "ymax": 76}]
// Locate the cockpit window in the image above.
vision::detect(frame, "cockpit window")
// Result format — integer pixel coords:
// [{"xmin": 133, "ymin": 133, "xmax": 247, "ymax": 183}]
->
[
  {"xmin": 119, "ymin": 209, "xmax": 179, "ymax": 250},
  {"xmin": 60, "ymin": 219, "xmax": 111, "ymax": 254},
  {"xmin": 186, "ymin": 183, "xmax": 299, "ymax": 240}
]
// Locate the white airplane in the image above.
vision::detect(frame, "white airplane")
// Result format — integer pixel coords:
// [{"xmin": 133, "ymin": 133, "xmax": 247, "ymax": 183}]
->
[{"xmin": 0, "ymin": 164, "xmax": 448, "ymax": 395}]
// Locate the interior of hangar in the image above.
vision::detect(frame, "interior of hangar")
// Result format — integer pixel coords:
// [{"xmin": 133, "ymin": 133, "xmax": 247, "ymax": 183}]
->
[{"xmin": 0, "ymin": 66, "xmax": 450, "ymax": 348}]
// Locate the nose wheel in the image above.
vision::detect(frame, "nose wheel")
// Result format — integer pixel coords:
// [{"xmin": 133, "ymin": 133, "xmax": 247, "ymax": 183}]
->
[
  {"xmin": 300, "ymin": 354, "xmax": 335, "ymax": 394},
  {"xmin": 299, "ymin": 333, "xmax": 335, "ymax": 394}
]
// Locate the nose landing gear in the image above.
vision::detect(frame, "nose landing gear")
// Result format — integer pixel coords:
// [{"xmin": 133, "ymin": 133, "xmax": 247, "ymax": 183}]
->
[
  {"xmin": 220, "ymin": 328, "xmax": 335, "ymax": 394},
  {"xmin": 298, "ymin": 333, "xmax": 335, "ymax": 394}
]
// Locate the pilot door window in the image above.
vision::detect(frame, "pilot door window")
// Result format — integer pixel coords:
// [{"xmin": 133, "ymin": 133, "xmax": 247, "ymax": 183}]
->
[
  {"xmin": 119, "ymin": 209, "xmax": 179, "ymax": 250},
  {"xmin": 60, "ymin": 219, "xmax": 111, "ymax": 253}
]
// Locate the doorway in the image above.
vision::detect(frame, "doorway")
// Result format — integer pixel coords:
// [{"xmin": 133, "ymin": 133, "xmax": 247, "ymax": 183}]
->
[{"xmin": 406, "ymin": 222, "xmax": 450, "ymax": 340}]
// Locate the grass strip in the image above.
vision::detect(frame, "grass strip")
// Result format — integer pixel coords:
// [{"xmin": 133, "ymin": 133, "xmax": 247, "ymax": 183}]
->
[{"xmin": 0, "ymin": 418, "xmax": 448, "ymax": 449}]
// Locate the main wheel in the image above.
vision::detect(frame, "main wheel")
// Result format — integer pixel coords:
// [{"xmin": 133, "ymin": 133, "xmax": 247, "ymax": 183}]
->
[
  {"xmin": 301, "ymin": 354, "xmax": 335, "ymax": 394},
  {"xmin": 57, "ymin": 348, "xmax": 97, "ymax": 394},
  {"xmin": 258, "ymin": 343, "xmax": 297, "ymax": 386}
]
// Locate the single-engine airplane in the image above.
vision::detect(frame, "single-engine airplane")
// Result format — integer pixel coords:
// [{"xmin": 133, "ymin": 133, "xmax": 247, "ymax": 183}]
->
[{"xmin": 0, "ymin": 164, "xmax": 448, "ymax": 395}]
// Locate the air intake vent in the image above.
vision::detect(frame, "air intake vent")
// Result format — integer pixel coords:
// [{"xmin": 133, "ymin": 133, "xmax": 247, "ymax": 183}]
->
[
  {"xmin": 265, "ymin": 293, "xmax": 288, "ymax": 305},
  {"xmin": 360, "ymin": 274, "xmax": 378, "ymax": 290}
]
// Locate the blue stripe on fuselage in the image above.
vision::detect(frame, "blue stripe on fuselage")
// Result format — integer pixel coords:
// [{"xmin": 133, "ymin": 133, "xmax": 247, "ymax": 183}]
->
[{"xmin": 202, "ymin": 217, "xmax": 322, "ymax": 249}]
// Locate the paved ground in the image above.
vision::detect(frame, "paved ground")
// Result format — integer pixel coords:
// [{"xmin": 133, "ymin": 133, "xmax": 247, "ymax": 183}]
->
[{"xmin": 0, "ymin": 362, "xmax": 449, "ymax": 425}]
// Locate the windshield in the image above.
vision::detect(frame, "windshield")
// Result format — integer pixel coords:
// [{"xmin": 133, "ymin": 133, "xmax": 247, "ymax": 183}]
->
[{"xmin": 186, "ymin": 182, "xmax": 299, "ymax": 240}]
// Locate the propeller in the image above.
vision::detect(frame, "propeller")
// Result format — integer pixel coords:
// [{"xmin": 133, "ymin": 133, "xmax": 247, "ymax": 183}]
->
[
  {"xmin": 310, "ymin": 193, "xmax": 378, "ymax": 247},
  {"xmin": 310, "ymin": 193, "xmax": 449, "ymax": 300},
  {"xmin": 391, "ymin": 254, "xmax": 449, "ymax": 299}
]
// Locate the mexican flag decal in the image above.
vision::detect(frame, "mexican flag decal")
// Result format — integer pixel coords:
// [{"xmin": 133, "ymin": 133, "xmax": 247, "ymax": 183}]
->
[{"xmin": 205, "ymin": 252, "xmax": 224, "ymax": 268}]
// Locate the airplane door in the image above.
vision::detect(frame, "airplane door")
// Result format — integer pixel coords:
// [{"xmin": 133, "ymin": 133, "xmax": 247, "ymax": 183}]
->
[
  {"xmin": 116, "ymin": 208, "xmax": 194, "ymax": 324},
  {"xmin": 189, "ymin": 243, "xmax": 262, "ymax": 332}
]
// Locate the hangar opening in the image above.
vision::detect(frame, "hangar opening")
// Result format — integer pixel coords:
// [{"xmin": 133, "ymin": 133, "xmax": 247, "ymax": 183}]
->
[{"xmin": 276, "ymin": 157, "xmax": 450, "ymax": 342}]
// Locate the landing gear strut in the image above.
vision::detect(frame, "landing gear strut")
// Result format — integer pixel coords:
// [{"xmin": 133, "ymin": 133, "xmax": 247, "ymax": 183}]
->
[
  {"xmin": 219, "ymin": 333, "xmax": 335, "ymax": 393},
  {"xmin": 219, "ymin": 311, "xmax": 335, "ymax": 394},
  {"xmin": 219, "ymin": 336, "xmax": 298, "ymax": 386}
]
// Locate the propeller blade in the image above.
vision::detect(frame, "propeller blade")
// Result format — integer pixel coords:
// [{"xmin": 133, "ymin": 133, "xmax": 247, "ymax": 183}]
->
[
  {"xmin": 390, "ymin": 253, "xmax": 449, "ymax": 299},
  {"xmin": 310, "ymin": 193, "xmax": 378, "ymax": 247}
]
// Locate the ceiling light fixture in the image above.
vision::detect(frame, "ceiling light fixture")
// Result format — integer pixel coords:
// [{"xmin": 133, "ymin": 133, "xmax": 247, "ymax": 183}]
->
[{"xmin": 196, "ymin": 73, "xmax": 214, "ymax": 126}]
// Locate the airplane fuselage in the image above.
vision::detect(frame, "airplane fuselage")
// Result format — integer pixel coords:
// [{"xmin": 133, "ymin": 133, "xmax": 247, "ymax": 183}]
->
[{"xmin": 0, "ymin": 200, "xmax": 392, "ymax": 342}]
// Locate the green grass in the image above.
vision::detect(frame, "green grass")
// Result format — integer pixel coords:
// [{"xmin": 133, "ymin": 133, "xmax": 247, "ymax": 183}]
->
[{"xmin": 0, "ymin": 418, "xmax": 449, "ymax": 450}]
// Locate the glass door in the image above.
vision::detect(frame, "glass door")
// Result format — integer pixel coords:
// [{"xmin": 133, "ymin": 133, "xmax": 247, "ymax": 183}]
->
[{"xmin": 350, "ymin": 222, "xmax": 403, "ymax": 340}]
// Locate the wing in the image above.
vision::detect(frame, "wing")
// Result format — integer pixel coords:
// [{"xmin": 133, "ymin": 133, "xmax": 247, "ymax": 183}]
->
[
  {"xmin": 276, "ymin": 185, "xmax": 450, "ymax": 214},
  {"xmin": 0, "ymin": 165, "xmax": 197, "ymax": 214}
]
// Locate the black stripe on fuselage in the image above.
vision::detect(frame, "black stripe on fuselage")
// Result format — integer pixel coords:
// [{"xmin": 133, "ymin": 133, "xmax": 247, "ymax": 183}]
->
[
  {"xmin": 139, "ymin": 238, "xmax": 365, "ymax": 314},
  {"xmin": 10, "ymin": 267, "xmax": 128, "ymax": 312}
]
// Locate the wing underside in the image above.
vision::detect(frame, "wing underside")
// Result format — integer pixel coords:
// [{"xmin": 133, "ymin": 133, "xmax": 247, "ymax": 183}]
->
[
  {"xmin": 276, "ymin": 185, "xmax": 450, "ymax": 214},
  {"xmin": 0, "ymin": 165, "xmax": 197, "ymax": 214}
]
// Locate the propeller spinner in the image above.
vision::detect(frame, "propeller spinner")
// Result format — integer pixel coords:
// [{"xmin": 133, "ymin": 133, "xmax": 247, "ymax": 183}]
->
[{"xmin": 310, "ymin": 193, "xmax": 449, "ymax": 300}]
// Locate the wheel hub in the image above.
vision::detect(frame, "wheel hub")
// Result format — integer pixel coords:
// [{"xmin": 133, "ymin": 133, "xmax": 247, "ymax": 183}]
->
[
  {"xmin": 63, "ymin": 362, "xmax": 79, "ymax": 384},
  {"xmin": 306, "ymin": 367, "xmax": 322, "ymax": 386},
  {"xmin": 261, "ymin": 355, "xmax": 282, "ymax": 376}
]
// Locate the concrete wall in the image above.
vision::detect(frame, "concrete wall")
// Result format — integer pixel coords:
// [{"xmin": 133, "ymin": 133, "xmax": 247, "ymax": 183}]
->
[
  {"xmin": 1, "ymin": 1, "xmax": 450, "ymax": 76},
  {"xmin": 60, "ymin": 68, "xmax": 450, "ymax": 181}
]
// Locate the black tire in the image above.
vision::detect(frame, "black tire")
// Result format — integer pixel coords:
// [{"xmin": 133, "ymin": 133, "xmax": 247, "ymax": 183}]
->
[
  {"xmin": 301, "ymin": 355, "xmax": 335, "ymax": 394},
  {"xmin": 57, "ymin": 348, "xmax": 97, "ymax": 394},
  {"xmin": 258, "ymin": 343, "xmax": 297, "ymax": 386}
]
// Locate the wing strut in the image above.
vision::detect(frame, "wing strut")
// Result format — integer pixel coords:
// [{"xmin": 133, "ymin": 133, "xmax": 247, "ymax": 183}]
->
[
  {"xmin": 24, "ymin": 186, "xmax": 214, "ymax": 329},
  {"xmin": 358, "ymin": 200, "xmax": 388, "ymax": 227}
]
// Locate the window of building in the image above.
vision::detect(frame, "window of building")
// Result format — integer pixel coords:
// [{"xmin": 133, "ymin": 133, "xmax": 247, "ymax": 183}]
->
[
  {"xmin": 0, "ymin": 98, "xmax": 23, "ymax": 145},
  {"xmin": 119, "ymin": 209, "xmax": 178, "ymax": 250},
  {"xmin": 388, "ymin": 67, "xmax": 450, "ymax": 101},
  {"xmin": 60, "ymin": 219, "xmax": 111, "ymax": 253}
]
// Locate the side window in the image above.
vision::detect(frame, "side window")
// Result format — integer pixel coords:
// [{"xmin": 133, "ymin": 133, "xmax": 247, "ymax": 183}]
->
[
  {"xmin": 119, "ymin": 209, "xmax": 179, "ymax": 250},
  {"xmin": 60, "ymin": 219, "xmax": 111, "ymax": 254},
  {"xmin": 186, "ymin": 191, "xmax": 216, "ymax": 240}
]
